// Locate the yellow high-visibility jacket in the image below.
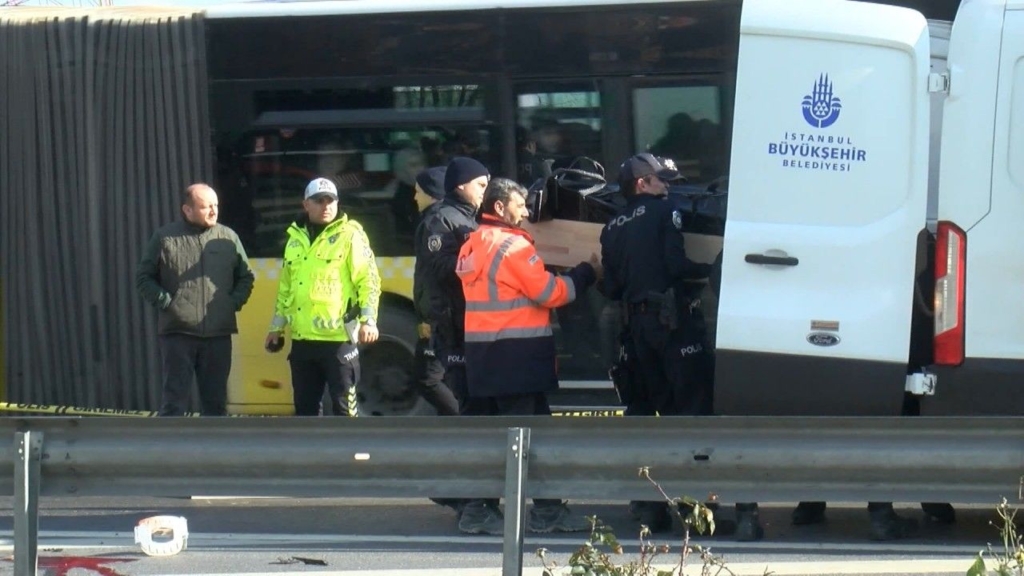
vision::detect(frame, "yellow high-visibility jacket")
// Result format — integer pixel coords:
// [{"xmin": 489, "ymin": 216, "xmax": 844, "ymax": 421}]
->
[{"xmin": 270, "ymin": 215, "xmax": 381, "ymax": 342}]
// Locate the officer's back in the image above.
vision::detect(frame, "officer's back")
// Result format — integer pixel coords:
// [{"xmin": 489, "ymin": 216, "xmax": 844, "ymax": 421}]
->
[{"xmin": 600, "ymin": 153, "xmax": 710, "ymax": 305}]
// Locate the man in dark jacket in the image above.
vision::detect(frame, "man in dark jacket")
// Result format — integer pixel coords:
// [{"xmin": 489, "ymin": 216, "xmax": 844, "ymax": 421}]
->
[
  {"xmin": 413, "ymin": 156, "xmax": 490, "ymax": 411},
  {"xmin": 136, "ymin": 183, "xmax": 255, "ymax": 416},
  {"xmin": 411, "ymin": 166, "xmax": 460, "ymax": 416}
]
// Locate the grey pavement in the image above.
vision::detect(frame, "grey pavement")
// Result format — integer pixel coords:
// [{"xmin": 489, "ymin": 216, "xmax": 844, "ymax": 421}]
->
[{"xmin": 0, "ymin": 497, "xmax": 1014, "ymax": 575}]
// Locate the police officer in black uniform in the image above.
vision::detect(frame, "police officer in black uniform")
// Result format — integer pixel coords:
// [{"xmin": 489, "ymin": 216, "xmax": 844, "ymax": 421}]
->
[
  {"xmin": 411, "ymin": 166, "xmax": 461, "ymax": 416},
  {"xmin": 414, "ymin": 156, "xmax": 490, "ymax": 411},
  {"xmin": 599, "ymin": 153, "xmax": 763, "ymax": 541}
]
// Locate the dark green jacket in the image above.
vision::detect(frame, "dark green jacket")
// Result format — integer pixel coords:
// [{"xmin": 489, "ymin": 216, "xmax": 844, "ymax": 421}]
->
[{"xmin": 136, "ymin": 219, "xmax": 255, "ymax": 337}]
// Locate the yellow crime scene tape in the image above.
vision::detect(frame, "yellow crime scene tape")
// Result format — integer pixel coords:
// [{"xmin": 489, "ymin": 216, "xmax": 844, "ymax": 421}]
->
[
  {"xmin": 552, "ymin": 409, "xmax": 624, "ymax": 417},
  {"xmin": 0, "ymin": 402, "xmax": 623, "ymax": 418},
  {"xmin": 0, "ymin": 402, "xmax": 255, "ymax": 418}
]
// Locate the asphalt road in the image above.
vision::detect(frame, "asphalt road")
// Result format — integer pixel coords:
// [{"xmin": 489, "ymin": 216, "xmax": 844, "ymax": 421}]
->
[{"xmin": 0, "ymin": 497, "xmax": 1015, "ymax": 575}]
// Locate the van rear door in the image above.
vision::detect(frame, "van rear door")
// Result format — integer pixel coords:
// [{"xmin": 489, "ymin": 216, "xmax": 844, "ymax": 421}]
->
[
  {"xmin": 927, "ymin": 0, "xmax": 1024, "ymax": 415},
  {"xmin": 713, "ymin": 0, "xmax": 932, "ymax": 415}
]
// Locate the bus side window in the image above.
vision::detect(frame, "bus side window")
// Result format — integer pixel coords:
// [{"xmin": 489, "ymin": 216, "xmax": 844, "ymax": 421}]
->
[
  {"xmin": 216, "ymin": 84, "xmax": 501, "ymax": 259},
  {"xmin": 231, "ymin": 126, "xmax": 499, "ymax": 258},
  {"xmin": 633, "ymin": 84, "xmax": 726, "ymax": 184},
  {"xmin": 515, "ymin": 86, "xmax": 603, "ymax": 187}
]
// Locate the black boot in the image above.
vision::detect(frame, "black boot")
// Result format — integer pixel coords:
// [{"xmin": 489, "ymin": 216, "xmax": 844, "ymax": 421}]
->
[
  {"xmin": 430, "ymin": 498, "xmax": 465, "ymax": 515},
  {"xmin": 629, "ymin": 500, "xmax": 672, "ymax": 533},
  {"xmin": 868, "ymin": 502, "xmax": 917, "ymax": 541},
  {"xmin": 735, "ymin": 503, "xmax": 764, "ymax": 542},
  {"xmin": 921, "ymin": 502, "xmax": 956, "ymax": 524},
  {"xmin": 792, "ymin": 501, "xmax": 827, "ymax": 525},
  {"xmin": 677, "ymin": 501, "xmax": 733, "ymax": 536}
]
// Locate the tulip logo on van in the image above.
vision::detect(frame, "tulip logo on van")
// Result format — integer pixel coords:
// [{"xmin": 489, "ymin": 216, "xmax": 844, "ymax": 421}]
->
[
  {"xmin": 802, "ymin": 74, "xmax": 842, "ymax": 128},
  {"xmin": 765, "ymin": 73, "xmax": 868, "ymax": 173}
]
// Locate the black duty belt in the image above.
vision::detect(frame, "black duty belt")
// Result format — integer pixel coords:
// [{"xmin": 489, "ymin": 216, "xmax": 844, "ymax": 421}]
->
[{"xmin": 627, "ymin": 298, "xmax": 701, "ymax": 315}]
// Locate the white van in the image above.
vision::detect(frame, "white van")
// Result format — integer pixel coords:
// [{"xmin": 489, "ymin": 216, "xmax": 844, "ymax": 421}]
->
[{"xmin": 713, "ymin": 0, "xmax": 1024, "ymax": 416}]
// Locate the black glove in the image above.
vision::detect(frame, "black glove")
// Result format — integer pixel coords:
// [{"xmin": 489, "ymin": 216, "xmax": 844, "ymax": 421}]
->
[{"xmin": 265, "ymin": 334, "xmax": 285, "ymax": 353}]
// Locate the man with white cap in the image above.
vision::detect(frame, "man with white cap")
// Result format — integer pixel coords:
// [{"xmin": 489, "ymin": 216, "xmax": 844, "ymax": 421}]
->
[{"xmin": 265, "ymin": 177, "xmax": 382, "ymax": 416}]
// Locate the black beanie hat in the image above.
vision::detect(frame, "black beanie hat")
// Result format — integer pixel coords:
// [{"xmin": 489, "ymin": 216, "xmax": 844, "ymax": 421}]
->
[
  {"xmin": 415, "ymin": 166, "xmax": 447, "ymax": 201},
  {"xmin": 444, "ymin": 156, "xmax": 489, "ymax": 194}
]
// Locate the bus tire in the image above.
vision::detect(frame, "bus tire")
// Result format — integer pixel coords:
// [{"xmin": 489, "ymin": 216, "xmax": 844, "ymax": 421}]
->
[{"xmin": 351, "ymin": 305, "xmax": 436, "ymax": 417}]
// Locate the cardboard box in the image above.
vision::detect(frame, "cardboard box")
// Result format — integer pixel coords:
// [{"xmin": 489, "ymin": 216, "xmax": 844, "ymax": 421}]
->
[
  {"xmin": 522, "ymin": 219, "xmax": 722, "ymax": 268},
  {"xmin": 522, "ymin": 219, "xmax": 603, "ymax": 268}
]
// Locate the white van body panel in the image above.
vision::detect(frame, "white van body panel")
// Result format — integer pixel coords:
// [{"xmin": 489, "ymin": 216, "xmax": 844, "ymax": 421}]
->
[
  {"xmin": 935, "ymin": 0, "xmax": 1006, "ymax": 230},
  {"xmin": 926, "ymin": 20, "xmax": 951, "ymax": 225},
  {"xmin": 714, "ymin": 0, "xmax": 931, "ymax": 415},
  {"xmin": 965, "ymin": 8, "xmax": 1024, "ymax": 360},
  {"xmin": 927, "ymin": 0, "xmax": 1024, "ymax": 415}
]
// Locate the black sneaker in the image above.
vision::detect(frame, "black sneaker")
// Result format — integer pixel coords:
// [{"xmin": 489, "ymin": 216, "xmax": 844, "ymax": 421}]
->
[
  {"xmin": 869, "ymin": 510, "xmax": 918, "ymax": 541},
  {"xmin": 458, "ymin": 500, "xmax": 503, "ymax": 535},
  {"xmin": 528, "ymin": 503, "xmax": 592, "ymax": 533}
]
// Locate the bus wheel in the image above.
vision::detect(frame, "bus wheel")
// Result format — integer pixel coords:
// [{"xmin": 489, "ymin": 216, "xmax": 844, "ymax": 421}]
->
[{"xmin": 356, "ymin": 307, "xmax": 435, "ymax": 416}]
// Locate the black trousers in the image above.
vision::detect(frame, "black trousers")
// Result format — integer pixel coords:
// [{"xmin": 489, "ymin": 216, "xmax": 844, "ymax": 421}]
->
[
  {"xmin": 464, "ymin": 391, "xmax": 561, "ymax": 509},
  {"xmin": 434, "ymin": 331, "xmax": 468, "ymax": 413},
  {"xmin": 289, "ymin": 341, "xmax": 360, "ymax": 416},
  {"xmin": 413, "ymin": 337, "xmax": 460, "ymax": 416},
  {"xmin": 624, "ymin": 312, "xmax": 757, "ymax": 513},
  {"xmin": 158, "ymin": 334, "xmax": 231, "ymax": 416},
  {"xmin": 626, "ymin": 312, "xmax": 713, "ymax": 416}
]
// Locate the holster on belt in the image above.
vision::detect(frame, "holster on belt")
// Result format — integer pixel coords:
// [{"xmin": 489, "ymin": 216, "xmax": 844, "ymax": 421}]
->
[{"xmin": 647, "ymin": 288, "xmax": 678, "ymax": 331}]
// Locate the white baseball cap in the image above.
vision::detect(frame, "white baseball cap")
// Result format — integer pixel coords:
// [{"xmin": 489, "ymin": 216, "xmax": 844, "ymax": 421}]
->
[{"xmin": 304, "ymin": 177, "xmax": 338, "ymax": 200}]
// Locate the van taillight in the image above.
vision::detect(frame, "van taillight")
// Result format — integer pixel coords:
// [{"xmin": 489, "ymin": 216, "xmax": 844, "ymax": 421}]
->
[{"xmin": 934, "ymin": 221, "xmax": 966, "ymax": 366}]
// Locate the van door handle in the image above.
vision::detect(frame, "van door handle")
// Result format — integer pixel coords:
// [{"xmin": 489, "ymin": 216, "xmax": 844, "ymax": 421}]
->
[{"xmin": 745, "ymin": 253, "xmax": 799, "ymax": 266}]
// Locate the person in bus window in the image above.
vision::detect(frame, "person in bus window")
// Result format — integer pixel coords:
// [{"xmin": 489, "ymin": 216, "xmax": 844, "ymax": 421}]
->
[
  {"xmin": 515, "ymin": 125, "xmax": 550, "ymax": 187},
  {"xmin": 532, "ymin": 118, "xmax": 566, "ymax": 172},
  {"xmin": 421, "ymin": 136, "xmax": 447, "ymax": 167},
  {"xmin": 599, "ymin": 153, "xmax": 764, "ymax": 541},
  {"xmin": 135, "ymin": 183, "xmax": 255, "ymax": 416},
  {"xmin": 317, "ymin": 137, "xmax": 365, "ymax": 193},
  {"xmin": 387, "ymin": 146, "xmax": 427, "ymax": 243},
  {"xmin": 264, "ymin": 177, "xmax": 382, "ymax": 417}
]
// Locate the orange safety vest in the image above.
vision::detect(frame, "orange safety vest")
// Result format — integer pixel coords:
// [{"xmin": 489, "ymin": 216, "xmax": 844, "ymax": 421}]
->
[{"xmin": 456, "ymin": 215, "xmax": 579, "ymax": 397}]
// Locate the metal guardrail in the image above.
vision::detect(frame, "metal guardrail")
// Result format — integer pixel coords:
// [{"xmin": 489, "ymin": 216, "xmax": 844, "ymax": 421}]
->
[{"xmin": 3, "ymin": 416, "xmax": 1023, "ymax": 576}]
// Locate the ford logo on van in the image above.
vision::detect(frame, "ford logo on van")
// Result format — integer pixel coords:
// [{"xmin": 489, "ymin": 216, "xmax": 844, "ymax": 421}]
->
[{"xmin": 807, "ymin": 332, "xmax": 841, "ymax": 347}]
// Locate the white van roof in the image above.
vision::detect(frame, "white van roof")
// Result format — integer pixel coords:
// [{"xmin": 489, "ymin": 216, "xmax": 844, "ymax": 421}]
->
[{"xmin": 206, "ymin": 0, "xmax": 709, "ymax": 19}]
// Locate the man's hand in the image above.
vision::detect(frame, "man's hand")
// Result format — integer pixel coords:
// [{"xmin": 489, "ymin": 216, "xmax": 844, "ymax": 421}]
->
[
  {"xmin": 358, "ymin": 323, "xmax": 380, "ymax": 345},
  {"xmin": 588, "ymin": 252, "xmax": 604, "ymax": 280},
  {"xmin": 417, "ymin": 322, "xmax": 431, "ymax": 339},
  {"xmin": 264, "ymin": 332, "xmax": 284, "ymax": 353}
]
